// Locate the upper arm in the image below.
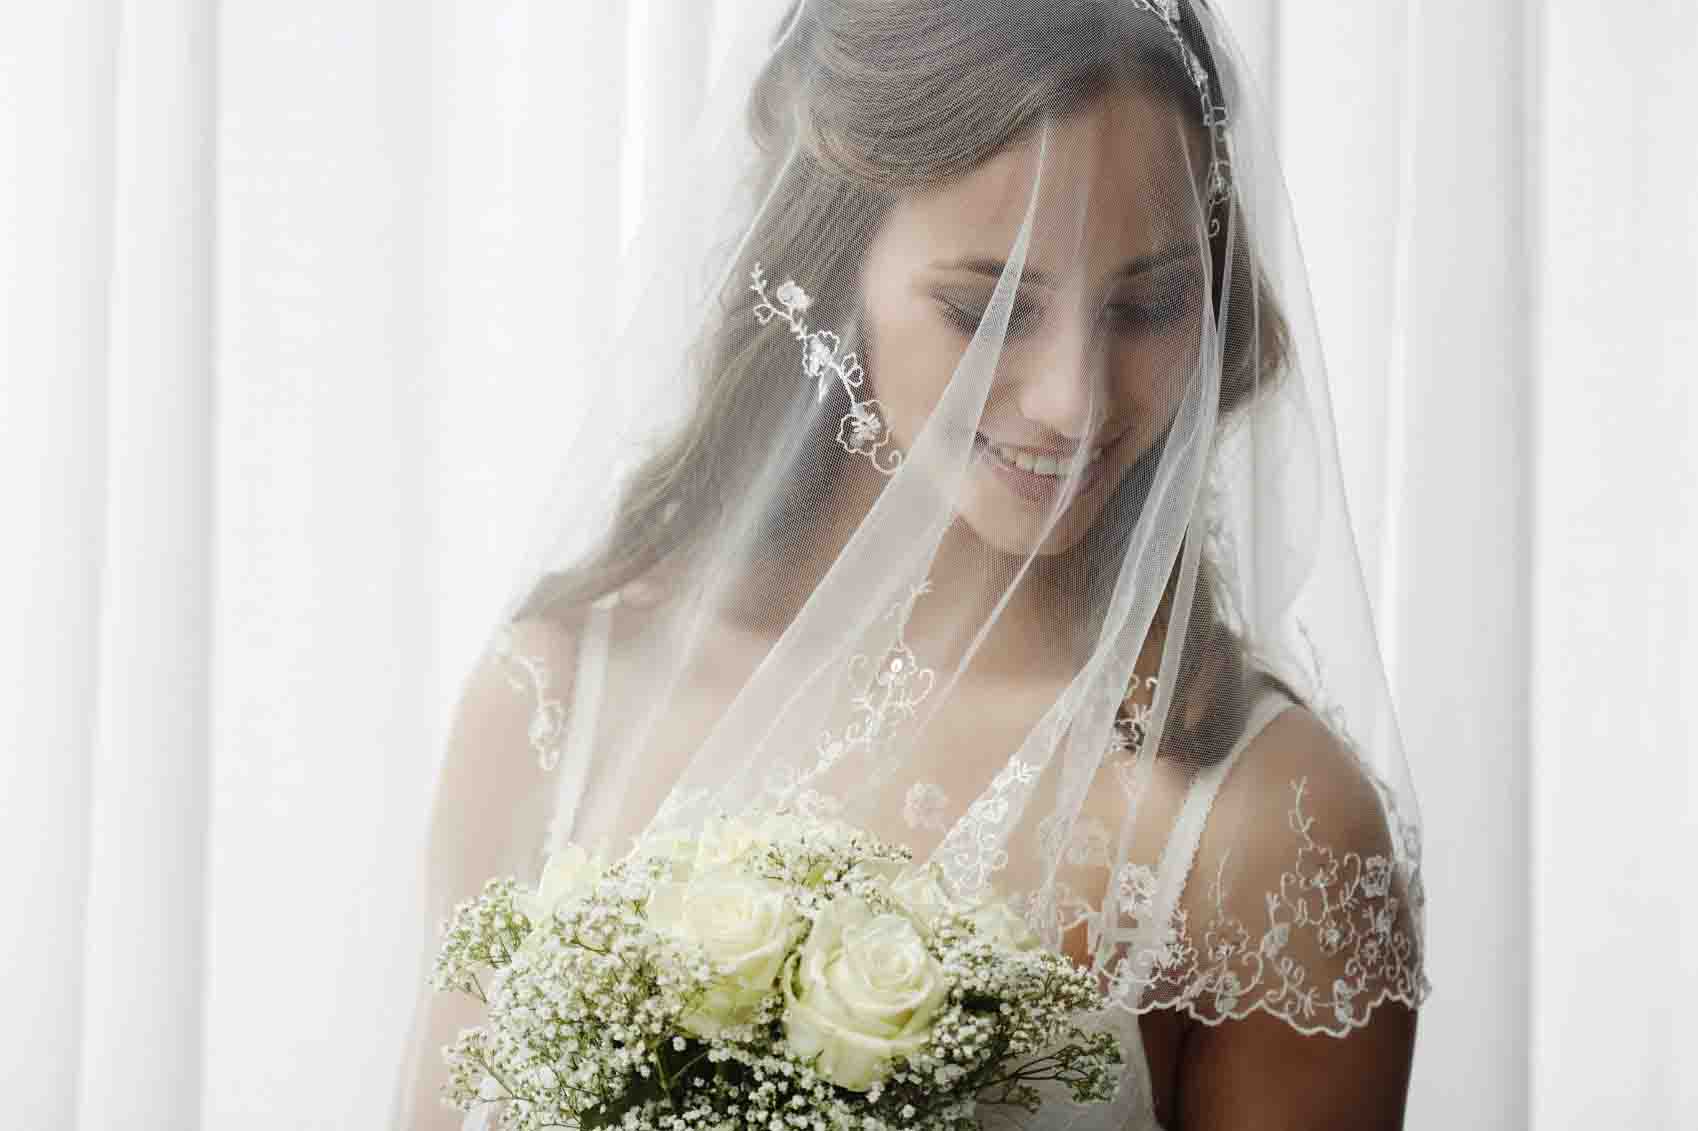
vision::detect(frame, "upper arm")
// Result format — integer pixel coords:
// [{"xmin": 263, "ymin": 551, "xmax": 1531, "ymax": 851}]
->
[
  {"xmin": 426, "ymin": 615, "xmax": 582, "ymax": 905},
  {"xmin": 1176, "ymin": 999, "xmax": 1417, "ymax": 1130},
  {"xmin": 1168, "ymin": 707, "xmax": 1426, "ymax": 1129},
  {"xmin": 392, "ymin": 615, "xmax": 581, "ymax": 1130}
]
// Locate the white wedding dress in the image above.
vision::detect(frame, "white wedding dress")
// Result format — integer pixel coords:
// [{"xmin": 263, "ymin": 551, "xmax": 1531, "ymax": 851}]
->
[{"xmin": 512, "ymin": 590, "xmax": 1301, "ymax": 1131}]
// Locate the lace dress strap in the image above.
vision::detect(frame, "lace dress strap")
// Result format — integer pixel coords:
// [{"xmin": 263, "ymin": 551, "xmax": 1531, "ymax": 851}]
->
[
  {"xmin": 542, "ymin": 590, "xmax": 618, "ymax": 855},
  {"xmin": 1138, "ymin": 682, "xmax": 1297, "ymax": 967}
]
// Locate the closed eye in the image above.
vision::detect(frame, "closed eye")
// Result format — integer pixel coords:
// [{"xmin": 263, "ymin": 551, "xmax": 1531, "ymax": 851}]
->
[
  {"xmin": 1103, "ymin": 292, "xmax": 1192, "ymax": 330},
  {"xmin": 937, "ymin": 299, "xmax": 1041, "ymax": 337},
  {"xmin": 935, "ymin": 273, "xmax": 1202, "ymax": 340},
  {"xmin": 1104, "ymin": 276, "xmax": 1203, "ymax": 332}
]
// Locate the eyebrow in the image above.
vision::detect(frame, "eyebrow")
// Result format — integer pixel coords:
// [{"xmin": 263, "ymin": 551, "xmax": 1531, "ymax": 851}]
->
[{"xmin": 929, "ymin": 241, "xmax": 1198, "ymax": 287}]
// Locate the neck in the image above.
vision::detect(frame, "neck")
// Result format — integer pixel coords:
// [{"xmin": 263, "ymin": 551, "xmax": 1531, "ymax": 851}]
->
[{"xmin": 729, "ymin": 454, "xmax": 1103, "ymax": 681}]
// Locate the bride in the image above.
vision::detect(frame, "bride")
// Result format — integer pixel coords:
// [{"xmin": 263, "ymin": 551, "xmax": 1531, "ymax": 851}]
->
[{"xmin": 392, "ymin": 1, "xmax": 1429, "ymax": 1127}]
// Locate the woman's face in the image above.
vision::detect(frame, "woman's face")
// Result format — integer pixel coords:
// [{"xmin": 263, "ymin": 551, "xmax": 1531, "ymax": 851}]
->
[{"xmin": 859, "ymin": 85, "xmax": 1208, "ymax": 557}]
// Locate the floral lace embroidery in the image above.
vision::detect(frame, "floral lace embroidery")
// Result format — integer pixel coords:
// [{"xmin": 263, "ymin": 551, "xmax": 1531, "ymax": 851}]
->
[
  {"xmin": 764, "ymin": 580, "xmax": 936, "ymax": 806},
  {"xmin": 1044, "ymin": 814, "xmax": 1112, "ymax": 870},
  {"xmin": 750, "ymin": 264, "xmax": 901, "ymax": 474},
  {"xmin": 1007, "ymin": 880, "xmax": 1098, "ymax": 951},
  {"xmin": 1104, "ymin": 777, "xmax": 1429, "ymax": 1034},
  {"xmin": 1117, "ymin": 861, "xmax": 1161, "ymax": 920},
  {"xmin": 903, "ymin": 782, "xmax": 951, "ymax": 832},
  {"xmin": 489, "ymin": 624, "xmax": 569, "ymax": 771},
  {"xmin": 923, "ymin": 672, "xmax": 1160, "ymax": 908},
  {"xmin": 935, "ymin": 755, "xmax": 1041, "ymax": 900},
  {"xmin": 790, "ymin": 788, "xmax": 846, "ymax": 822},
  {"xmin": 1110, "ymin": 674, "xmax": 1161, "ymax": 758},
  {"xmin": 1293, "ymin": 618, "xmax": 1428, "ymax": 936},
  {"xmin": 1019, "ymin": 682, "xmax": 1162, "ymax": 946}
]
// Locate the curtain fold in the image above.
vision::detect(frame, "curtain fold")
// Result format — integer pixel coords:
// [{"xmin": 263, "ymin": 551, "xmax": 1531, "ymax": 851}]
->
[
  {"xmin": 75, "ymin": 1, "xmax": 216, "ymax": 1127},
  {"xmin": 206, "ymin": 0, "xmax": 456, "ymax": 1120},
  {"xmin": 2, "ymin": 0, "xmax": 1692, "ymax": 1126},
  {"xmin": 1, "ymin": 1, "xmax": 120, "ymax": 1125},
  {"xmin": 1382, "ymin": 2, "xmax": 1537, "ymax": 1125}
]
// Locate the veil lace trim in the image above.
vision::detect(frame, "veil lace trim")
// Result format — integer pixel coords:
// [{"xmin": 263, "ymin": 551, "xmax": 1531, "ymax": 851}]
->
[
  {"xmin": 1109, "ymin": 776, "xmax": 1430, "ymax": 1037},
  {"xmin": 492, "ymin": 612, "xmax": 1428, "ymax": 1039},
  {"xmin": 751, "ymin": 264, "xmax": 903, "ymax": 475}
]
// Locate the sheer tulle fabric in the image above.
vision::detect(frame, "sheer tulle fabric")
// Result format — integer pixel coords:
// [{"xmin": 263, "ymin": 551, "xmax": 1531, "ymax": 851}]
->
[{"xmin": 392, "ymin": 2, "xmax": 1429, "ymax": 1127}]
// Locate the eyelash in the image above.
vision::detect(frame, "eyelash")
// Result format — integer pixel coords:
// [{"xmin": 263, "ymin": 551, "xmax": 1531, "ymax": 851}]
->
[{"xmin": 938, "ymin": 290, "xmax": 1197, "ymax": 338}]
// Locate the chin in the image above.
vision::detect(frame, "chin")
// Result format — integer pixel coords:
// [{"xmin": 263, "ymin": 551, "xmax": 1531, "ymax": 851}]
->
[
  {"xmin": 963, "ymin": 516, "xmax": 1096, "ymax": 558},
  {"xmin": 972, "ymin": 526, "xmax": 1090, "ymax": 558},
  {"xmin": 953, "ymin": 475, "xmax": 1107, "ymax": 559}
]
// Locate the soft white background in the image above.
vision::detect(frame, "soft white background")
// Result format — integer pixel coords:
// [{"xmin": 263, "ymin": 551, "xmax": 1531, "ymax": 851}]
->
[{"xmin": 3, "ymin": 0, "xmax": 1693, "ymax": 1126}]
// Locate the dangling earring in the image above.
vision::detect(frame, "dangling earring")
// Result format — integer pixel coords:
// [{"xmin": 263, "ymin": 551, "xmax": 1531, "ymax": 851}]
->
[{"xmin": 749, "ymin": 262, "xmax": 902, "ymax": 474}]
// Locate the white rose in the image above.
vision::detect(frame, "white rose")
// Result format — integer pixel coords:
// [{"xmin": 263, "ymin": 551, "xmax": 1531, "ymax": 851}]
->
[
  {"xmin": 635, "ymin": 828, "xmax": 699, "ymax": 878},
  {"xmin": 887, "ymin": 862, "xmax": 962, "ymax": 937},
  {"xmin": 647, "ymin": 814, "xmax": 765, "ymax": 883},
  {"xmin": 782, "ymin": 895, "xmax": 949, "ymax": 1091},
  {"xmin": 690, "ymin": 813, "xmax": 765, "ymax": 874},
  {"xmin": 647, "ymin": 867, "xmax": 801, "ymax": 1036},
  {"xmin": 962, "ymin": 897, "xmax": 1041, "ymax": 952},
  {"xmin": 884, "ymin": 865, "xmax": 1037, "ymax": 951},
  {"xmin": 516, "ymin": 842, "xmax": 605, "ymax": 923},
  {"xmin": 516, "ymin": 842, "xmax": 606, "ymax": 954}
]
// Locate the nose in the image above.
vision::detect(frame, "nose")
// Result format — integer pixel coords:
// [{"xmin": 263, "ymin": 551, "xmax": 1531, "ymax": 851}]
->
[{"xmin": 1014, "ymin": 309, "xmax": 1108, "ymax": 442}]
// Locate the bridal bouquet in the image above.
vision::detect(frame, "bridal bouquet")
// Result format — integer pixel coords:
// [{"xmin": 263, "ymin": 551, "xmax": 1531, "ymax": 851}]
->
[{"xmin": 431, "ymin": 810, "xmax": 1123, "ymax": 1130}]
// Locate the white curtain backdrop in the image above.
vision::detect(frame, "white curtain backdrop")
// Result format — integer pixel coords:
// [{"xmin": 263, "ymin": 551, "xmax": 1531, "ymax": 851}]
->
[{"xmin": 3, "ymin": 1, "xmax": 1692, "ymax": 1127}]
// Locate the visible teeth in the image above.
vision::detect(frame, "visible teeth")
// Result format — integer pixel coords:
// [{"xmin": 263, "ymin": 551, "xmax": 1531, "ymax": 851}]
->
[{"xmin": 990, "ymin": 442, "xmax": 1105, "ymax": 476}]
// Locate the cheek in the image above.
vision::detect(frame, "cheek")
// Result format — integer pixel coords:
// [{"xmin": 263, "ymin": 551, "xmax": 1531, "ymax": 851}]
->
[
  {"xmin": 862, "ymin": 301, "xmax": 965, "ymax": 428},
  {"xmin": 1109, "ymin": 331, "xmax": 1195, "ymax": 433}
]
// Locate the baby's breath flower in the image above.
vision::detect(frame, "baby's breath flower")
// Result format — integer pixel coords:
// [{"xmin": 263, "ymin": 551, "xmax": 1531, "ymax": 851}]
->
[{"xmin": 429, "ymin": 811, "xmax": 1122, "ymax": 1128}]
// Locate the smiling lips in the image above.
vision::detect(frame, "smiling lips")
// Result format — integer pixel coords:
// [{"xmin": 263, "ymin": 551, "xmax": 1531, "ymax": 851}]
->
[{"xmin": 975, "ymin": 431, "xmax": 1118, "ymax": 478}]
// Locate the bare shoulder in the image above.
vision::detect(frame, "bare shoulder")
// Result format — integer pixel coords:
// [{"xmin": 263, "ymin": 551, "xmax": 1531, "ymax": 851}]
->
[
  {"xmin": 485, "ymin": 610, "xmax": 587, "ymax": 692},
  {"xmin": 1179, "ymin": 696, "xmax": 1424, "ymax": 1022},
  {"xmin": 1212, "ymin": 699, "xmax": 1396, "ymax": 860},
  {"xmin": 1179, "ymin": 706, "xmax": 1406, "ymax": 957},
  {"xmin": 461, "ymin": 611, "xmax": 586, "ymax": 740},
  {"xmin": 1173, "ymin": 701, "xmax": 1420, "ymax": 1129},
  {"xmin": 431, "ymin": 605, "xmax": 603, "ymax": 820}
]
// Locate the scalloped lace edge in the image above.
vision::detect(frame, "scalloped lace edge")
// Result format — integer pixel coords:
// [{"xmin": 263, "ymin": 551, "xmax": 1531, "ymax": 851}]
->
[{"xmin": 1119, "ymin": 980, "xmax": 1432, "ymax": 1039}]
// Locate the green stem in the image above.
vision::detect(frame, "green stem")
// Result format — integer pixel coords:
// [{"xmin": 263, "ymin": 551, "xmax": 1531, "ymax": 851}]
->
[{"xmin": 977, "ymin": 1050, "xmax": 1068, "ymax": 1091}]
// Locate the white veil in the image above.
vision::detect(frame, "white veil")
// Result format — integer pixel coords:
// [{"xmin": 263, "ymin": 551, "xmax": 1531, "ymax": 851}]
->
[{"xmin": 393, "ymin": 2, "xmax": 1429, "ymax": 1126}]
